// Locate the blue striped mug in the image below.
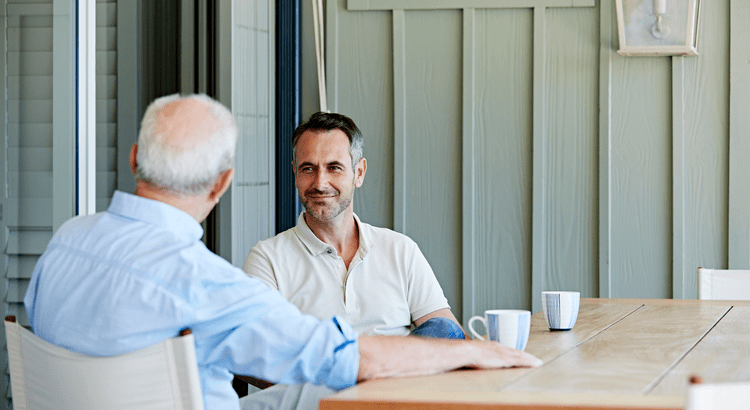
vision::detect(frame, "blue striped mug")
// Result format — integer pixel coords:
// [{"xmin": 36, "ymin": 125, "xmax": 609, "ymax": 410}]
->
[
  {"xmin": 468, "ymin": 310, "xmax": 531, "ymax": 351},
  {"xmin": 542, "ymin": 291, "xmax": 580, "ymax": 331}
]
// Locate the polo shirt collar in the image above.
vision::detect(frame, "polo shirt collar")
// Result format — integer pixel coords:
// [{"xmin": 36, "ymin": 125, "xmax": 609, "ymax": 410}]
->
[
  {"xmin": 294, "ymin": 211, "xmax": 373, "ymax": 257},
  {"xmin": 107, "ymin": 190, "xmax": 204, "ymax": 241}
]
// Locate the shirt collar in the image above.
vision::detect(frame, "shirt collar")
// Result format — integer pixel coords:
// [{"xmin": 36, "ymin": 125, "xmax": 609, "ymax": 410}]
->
[
  {"xmin": 293, "ymin": 212, "xmax": 372, "ymax": 257},
  {"xmin": 107, "ymin": 191, "xmax": 204, "ymax": 241}
]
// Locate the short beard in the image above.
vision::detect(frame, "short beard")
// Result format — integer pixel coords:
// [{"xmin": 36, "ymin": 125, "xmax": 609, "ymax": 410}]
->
[{"xmin": 301, "ymin": 187, "xmax": 354, "ymax": 222}]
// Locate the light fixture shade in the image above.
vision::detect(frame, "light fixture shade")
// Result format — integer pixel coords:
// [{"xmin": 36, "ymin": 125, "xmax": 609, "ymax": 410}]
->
[{"xmin": 615, "ymin": 0, "xmax": 700, "ymax": 56}]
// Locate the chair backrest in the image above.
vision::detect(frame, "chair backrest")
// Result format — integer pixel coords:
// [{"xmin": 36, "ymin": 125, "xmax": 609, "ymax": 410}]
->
[
  {"xmin": 4, "ymin": 316, "xmax": 204, "ymax": 410},
  {"xmin": 697, "ymin": 268, "xmax": 750, "ymax": 300}
]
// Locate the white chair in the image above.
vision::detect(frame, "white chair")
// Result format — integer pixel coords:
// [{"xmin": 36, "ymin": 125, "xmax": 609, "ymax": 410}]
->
[
  {"xmin": 685, "ymin": 376, "xmax": 750, "ymax": 410},
  {"xmin": 697, "ymin": 267, "xmax": 750, "ymax": 300},
  {"xmin": 4, "ymin": 316, "xmax": 204, "ymax": 410}
]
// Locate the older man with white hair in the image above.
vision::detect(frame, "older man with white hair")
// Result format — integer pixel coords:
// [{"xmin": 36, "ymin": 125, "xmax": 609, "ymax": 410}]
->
[{"xmin": 24, "ymin": 94, "xmax": 541, "ymax": 410}]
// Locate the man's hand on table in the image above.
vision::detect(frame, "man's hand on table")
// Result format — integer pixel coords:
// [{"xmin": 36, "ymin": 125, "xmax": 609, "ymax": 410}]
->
[
  {"xmin": 463, "ymin": 339, "xmax": 543, "ymax": 370},
  {"xmin": 357, "ymin": 335, "xmax": 542, "ymax": 381}
]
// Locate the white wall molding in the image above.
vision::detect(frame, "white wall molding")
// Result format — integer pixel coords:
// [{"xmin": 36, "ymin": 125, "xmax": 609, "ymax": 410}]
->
[
  {"xmin": 461, "ymin": 7, "xmax": 477, "ymax": 324},
  {"xmin": 348, "ymin": 0, "xmax": 594, "ymax": 11},
  {"xmin": 531, "ymin": 6, "xmax": 547, "ymax": 314},
  {"xmin": 672, "ymin": 57, "xmax": 686, "ymax": 299},
  {"xmin": 392, "ymin": 9, "xmax": 407, "ymax": 233},
  {"xmin": 598, "ymin": 0, "xmax": 613, "ymax": 299}
]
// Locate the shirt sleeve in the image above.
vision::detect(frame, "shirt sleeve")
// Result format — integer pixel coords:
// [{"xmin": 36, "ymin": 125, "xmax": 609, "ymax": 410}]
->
[
  {"xmin": 192, "ymin": 275, "xmax": 360, "ymax": 390},
  {"xmin": 243, "ymin": 243, "xmax": 281, "ymax": 291},
  {"xmin": 405, "ymin": 240, "xmax": 451, "ymax": 321}
]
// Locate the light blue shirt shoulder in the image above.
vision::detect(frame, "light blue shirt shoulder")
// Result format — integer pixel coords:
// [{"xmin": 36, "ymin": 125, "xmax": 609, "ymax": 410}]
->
[{"xmin": 24, "ymin": 191, "xmax": 359, "ymax": 410}]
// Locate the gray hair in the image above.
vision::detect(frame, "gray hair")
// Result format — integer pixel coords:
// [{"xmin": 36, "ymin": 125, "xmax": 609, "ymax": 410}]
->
[
  {"xmin": 291, "ymin": 112, "xmax": 364, "ymax": 168},
  {"xmin": 135, "ymin": 93, "xmax": 237, "ymax": 196}
]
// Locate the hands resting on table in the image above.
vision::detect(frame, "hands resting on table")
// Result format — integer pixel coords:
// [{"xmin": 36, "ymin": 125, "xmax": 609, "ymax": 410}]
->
[{"xmin": 357, "ymin": 335, "xmax": 543, "ymax": 381}]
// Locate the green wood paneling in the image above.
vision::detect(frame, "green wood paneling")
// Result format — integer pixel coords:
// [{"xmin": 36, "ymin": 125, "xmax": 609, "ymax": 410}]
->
[
  {"xmin": 474, "ymin": 8, "xmax": 533, "ymax": 313},
  {"xmin": 327, "ymin": 0, "xmax": 394, "ymax": 229},
  {"xmin": 677, "ymin": 0, "xmax": 732, "ymax": 295},
  {"xmin": 729, "ymin": 0, "xmax": 750, "ymax": 269},
  {"xmin": 402, "ymin": 9, "xmax": 464, "ymax": 315},
  {"xmin": 318, "ymin": 0, "xmax": 746, "ymax": 317},
  {"xmin": 544, "ymin": 6, "xmax": 599, "ymax": 299},
  {"xmin": 610, "ymin": 56, "xmax": 672, "ymax": 298}
]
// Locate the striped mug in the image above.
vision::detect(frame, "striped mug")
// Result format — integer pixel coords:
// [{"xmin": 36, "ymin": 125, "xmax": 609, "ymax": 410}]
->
[
  {"xmin": 542, "ymin": 291, "xmax": 580, "ymax": 331},
  {"xmin": 468, "ymin": 309, "xmax": 530, "ymax": 351}
]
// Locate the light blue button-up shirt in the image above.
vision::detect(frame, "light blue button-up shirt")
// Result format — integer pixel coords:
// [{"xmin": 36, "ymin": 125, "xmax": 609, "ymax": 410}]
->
[{"xmin": 25, "ymin": 191, "xmax": 359, "ymax": 409}]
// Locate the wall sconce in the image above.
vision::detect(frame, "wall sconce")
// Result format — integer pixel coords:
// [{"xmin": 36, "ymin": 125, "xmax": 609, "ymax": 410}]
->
[{"xmin": 615, "ymin": 0, "xmax": 701, "ymax": 56}]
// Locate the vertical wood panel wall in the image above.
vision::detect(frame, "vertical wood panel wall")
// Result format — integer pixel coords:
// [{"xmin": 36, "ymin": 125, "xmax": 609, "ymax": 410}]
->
[
  {"xmin": 221, "ymin": 0, "xmax": 276, "ymax": 267},
  {"xmin": 323, "ymin": 0, "xmax": 750, "ymax": 322},
  {"xmin": 728, "ymin": 0, "xmax": 750, "ymax": 270},
  {"xmin": 97, "ymin": 0, "xmax": 117, "ymax": 212},
  {"xmin": 1, "ymin": 1, "xmax": 84, "ymax": 406}
]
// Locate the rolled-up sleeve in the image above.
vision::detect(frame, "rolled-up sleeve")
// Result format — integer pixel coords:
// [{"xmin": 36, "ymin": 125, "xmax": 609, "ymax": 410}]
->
[
  {"xmin": 192, "ymin": 276, "xmax": 360, "ymax": 391},
  {"xmin": 317, "ymin": 316, "xmax": 359, "ymax": 389}
]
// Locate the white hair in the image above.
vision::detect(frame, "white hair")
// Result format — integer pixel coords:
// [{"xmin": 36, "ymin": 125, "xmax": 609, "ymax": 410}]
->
[{"xmin": 135, "ymin": 94, "xmax": 237, "ymax": 196}]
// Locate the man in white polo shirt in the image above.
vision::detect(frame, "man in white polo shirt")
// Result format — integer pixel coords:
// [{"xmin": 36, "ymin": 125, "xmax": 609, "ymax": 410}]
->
[
  {"xmin": 241, "ymin": 112, "xmax": 466, "ymax": 409},
  {"xmin": 243, "ymin": 111, "xmax": 464, "ymax": 339}
]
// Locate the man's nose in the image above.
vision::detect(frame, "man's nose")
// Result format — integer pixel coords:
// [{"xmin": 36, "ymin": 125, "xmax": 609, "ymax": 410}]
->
[{"xmin": 312, "ymin": 169, "xmax": 330, "ymax": 187}]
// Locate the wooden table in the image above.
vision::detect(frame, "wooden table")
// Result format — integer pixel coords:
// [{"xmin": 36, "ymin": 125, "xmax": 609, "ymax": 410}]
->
[{"xmin": 320, "ymin": 298, "xmax": 750, "ymax": 410}]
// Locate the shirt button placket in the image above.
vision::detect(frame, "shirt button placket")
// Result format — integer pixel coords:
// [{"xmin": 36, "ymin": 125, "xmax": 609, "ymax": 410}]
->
[{"xmin": 343, "ymin": 265, "xmax": 357, "ymax": 315}]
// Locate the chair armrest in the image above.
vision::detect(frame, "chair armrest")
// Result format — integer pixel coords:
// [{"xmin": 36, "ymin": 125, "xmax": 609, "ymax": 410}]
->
[{"xmin": 234, "ymin": 374, "xmax": 275, "ymax": 390}]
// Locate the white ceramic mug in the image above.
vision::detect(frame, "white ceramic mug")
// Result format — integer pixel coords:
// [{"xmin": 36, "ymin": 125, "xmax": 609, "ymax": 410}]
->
[
  {"xmin": 467, "ymin": 309, "xmax": 531, "ymax": 351},
  {"xmin": 541, "ymin": 291, "xmax": 580, "ymax": 331}
]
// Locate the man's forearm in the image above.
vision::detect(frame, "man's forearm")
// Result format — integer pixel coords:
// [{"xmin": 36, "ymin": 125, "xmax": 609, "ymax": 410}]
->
[{"xmin": 357, "ymin": 335, "xmax": 542, "ymax": 381}]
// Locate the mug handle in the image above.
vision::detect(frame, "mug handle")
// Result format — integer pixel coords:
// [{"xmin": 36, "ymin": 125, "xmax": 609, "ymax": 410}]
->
[{"xmin": 467, "ymin": 316, "xmax": 487, "ymax": 340}]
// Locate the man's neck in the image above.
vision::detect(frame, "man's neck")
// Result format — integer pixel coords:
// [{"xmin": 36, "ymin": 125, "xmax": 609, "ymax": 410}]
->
[
  {"xmin": 134, "ymin": 182, "xmax": 212, "ymax": 222},
  {"xmin": 305, "ymin": 208, "xmax": 360, "ymax": 268}
]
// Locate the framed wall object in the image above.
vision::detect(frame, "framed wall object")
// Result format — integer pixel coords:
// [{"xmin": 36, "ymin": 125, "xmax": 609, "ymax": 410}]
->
[{"xmin": 615, "ymin": 0, "xmax": 700, "ymax": 56}]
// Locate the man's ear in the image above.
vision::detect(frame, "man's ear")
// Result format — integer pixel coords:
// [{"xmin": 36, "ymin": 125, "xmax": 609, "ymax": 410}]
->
[
  {"xmin": 129, "ymin": 144, "xmax": 138, "ymax": 175},
  {"xmin": 354, "ymin": 158, "xmax": 367, "ymax": 188},
  {"xmin": 208, "ymin": 168, "xmax": 234, "ymax": 203}
]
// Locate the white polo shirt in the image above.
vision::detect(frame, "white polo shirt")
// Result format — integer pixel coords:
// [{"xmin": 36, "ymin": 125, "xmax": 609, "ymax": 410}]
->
[{"xmin": 243, "ymin": 212, "xmax": 450, "ymax": 336}]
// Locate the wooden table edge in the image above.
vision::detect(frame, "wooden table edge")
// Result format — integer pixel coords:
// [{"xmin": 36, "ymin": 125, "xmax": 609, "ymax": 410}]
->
[
  {"xmin": 581, "ymin": 298, "xmax": 750, "ymax": 307},
  {"xmin": 320, "ymin": 391, "xmax": 684, "ymax": 410}
]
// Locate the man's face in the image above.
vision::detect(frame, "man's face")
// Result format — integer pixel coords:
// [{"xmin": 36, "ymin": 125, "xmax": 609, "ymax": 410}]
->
[{"xmin": 294, "ymin": 129, "xmax": 365, "ymax": 223}]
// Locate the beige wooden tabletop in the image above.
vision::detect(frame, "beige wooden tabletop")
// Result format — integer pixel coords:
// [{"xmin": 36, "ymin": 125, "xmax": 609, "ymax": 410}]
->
[{"xmin": 320, "ymin": 298, "xmax": 750, "ymax": 410}]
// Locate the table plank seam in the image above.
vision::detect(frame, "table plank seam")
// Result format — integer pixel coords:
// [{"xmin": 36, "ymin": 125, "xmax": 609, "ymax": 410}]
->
[
  {"xmin": 496, "ymin": 304, "xmax": 646, "ymax": 390},
  {"xmin": 323, "ymin": 300, "xmax": 747, "ymax": 410},
  {"xmin": 643, "ymin": 306, "xmax": 733, "ymax": 395}
]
